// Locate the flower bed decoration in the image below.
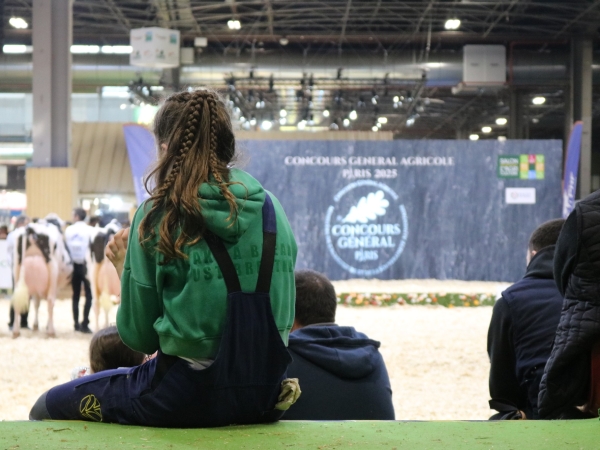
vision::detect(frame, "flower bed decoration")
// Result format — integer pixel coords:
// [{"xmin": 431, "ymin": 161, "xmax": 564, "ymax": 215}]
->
[{"xmin": 337, "ymin": 292, "xmax": 496, "ymax": 308}]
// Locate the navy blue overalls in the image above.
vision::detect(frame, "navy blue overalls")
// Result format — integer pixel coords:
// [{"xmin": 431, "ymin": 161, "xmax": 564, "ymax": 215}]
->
[{"xmin": 44, "ymin": 194, "xmax": 292, "ymax": 427}]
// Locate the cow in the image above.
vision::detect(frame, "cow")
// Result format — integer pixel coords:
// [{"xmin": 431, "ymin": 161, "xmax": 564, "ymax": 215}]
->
[
  {"xmin": 87, "ymin": 220, "xmax": 121, "ymax": 330},
  {"xmin": 11, "ymin": 219, "xmax": 73, "ymax": 338}
]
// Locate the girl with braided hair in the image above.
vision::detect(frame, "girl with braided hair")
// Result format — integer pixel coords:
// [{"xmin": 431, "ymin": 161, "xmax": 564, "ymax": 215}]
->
[{"xmin": 30, "ymin": 89, "xmax": 299, "ymax": 427}]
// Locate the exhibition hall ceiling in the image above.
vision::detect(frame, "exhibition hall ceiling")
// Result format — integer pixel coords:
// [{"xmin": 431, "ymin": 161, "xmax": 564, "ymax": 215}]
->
[{"xmin": 1, "ymin": 1, "xmax": 599, "ymax": 137}]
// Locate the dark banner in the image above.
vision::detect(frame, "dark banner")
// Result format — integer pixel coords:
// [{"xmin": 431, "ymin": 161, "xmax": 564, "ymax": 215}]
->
[{"xmin": 239, "ymin": 140, "xmax": 562, "ymax": 282}]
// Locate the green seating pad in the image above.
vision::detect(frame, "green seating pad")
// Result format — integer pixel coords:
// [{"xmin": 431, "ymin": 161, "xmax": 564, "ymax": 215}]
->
[{"xmin": 1, "ymin": 419, "xmax": 597, "ymax": 449}]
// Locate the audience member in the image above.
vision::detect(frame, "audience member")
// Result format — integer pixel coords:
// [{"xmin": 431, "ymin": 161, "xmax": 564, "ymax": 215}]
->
[
  {"xmin": 538, "ymin": 191, "xmax": 600, "ymax": 419},
  {"xmin": 487, "ymin": 218, "xmax": 564, "ymax": 420},
  {"xmin": 284, "ymin": 269, "xmax": 395, "ymax": 420}
]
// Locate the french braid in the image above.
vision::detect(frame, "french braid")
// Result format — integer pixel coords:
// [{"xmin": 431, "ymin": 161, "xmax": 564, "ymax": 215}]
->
[{"xmin": 139, "ymin": 88, "xmax": 241, "ymax": 262}]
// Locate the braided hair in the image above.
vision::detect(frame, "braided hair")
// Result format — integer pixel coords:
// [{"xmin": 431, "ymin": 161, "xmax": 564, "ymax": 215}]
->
[{"xmin": 139, "ymin": 89, "xmax": 240, "ymax": 263}]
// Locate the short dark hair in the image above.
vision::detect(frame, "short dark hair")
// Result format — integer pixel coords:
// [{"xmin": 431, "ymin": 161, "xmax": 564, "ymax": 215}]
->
[
  {"xmin": 73, "ymin": 208, "xmax": 87, "ymax": 221},
  {"xmin": 528, "ymin": 218, "xmax": 565, "ymax": 253},
  {"xmin": 89, "ymin": 326, "xmax": 145, "ymax": 373},
  {"xmin": 294, "ymin": 270, "xmax": 337, "ymax": 326}
]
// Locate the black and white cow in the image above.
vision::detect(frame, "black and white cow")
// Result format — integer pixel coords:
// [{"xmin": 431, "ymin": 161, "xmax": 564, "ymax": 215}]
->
[{"xmin": 11, "ymin": 219, "xmax": 72, "ymax": 338}]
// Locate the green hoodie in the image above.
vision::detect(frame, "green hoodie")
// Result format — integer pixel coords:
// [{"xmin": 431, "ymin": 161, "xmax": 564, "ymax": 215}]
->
[{"xmin": 117, "ymin": 169, "xmax": 297, "ymax": 359}]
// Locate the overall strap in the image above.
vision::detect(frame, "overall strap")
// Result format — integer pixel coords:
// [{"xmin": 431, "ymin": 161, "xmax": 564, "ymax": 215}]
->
[
  {"xmin": 255, "ymin": 193, "xmax": 277, "ymax": 293},
  {"xmin": 203, "ymin": 193, "xmax": 277, "ymax": 294}
]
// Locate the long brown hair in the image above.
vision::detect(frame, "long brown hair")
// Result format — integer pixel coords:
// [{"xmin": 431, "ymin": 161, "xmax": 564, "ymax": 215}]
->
[{"xmin": 139, "ymin": 89, "xmax": 239, "ymax": 263}]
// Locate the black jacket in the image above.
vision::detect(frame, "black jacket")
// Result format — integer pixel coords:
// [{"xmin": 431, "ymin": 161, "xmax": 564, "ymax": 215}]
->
[
  {"xmin": 538, "ymin": 190, "xmax": 600, "ymax": 419},
  {"xmin": 487, "ymin": 245, "xmax": 563, "ymax": 419},
  {"xmin": 284, "ymin": 324, "xmax": 395, "ymax": 420}
]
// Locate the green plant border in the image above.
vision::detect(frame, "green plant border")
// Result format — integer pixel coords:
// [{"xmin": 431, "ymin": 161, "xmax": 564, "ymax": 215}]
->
[{"xmin": 337, "ymin": 292, "xmax": 496, "ymax": 307}]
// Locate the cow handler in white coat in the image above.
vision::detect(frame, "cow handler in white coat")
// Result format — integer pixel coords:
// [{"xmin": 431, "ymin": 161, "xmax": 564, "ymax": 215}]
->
[{"xmin": 65, "ymin": 208, "xmax": 93, "ymax": 333}]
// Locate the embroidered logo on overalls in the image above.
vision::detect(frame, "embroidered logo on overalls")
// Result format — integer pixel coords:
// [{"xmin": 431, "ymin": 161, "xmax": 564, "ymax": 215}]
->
[{"xmin": 80, "ymin": 394, "xmax": 102, "ymax": 421}]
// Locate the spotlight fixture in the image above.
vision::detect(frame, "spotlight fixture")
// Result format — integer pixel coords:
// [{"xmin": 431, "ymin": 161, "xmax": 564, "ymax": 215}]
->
[
  {"xmin": 406, "ymin": 117, "xmax": 416, "ymax": 127},
  {"xmin": 9, "ymin": 17, "xmax": 28, "ymax": 29},
  {"xmin": 323, "ymin": 109, "xmax": 330, "ymax": 118},
  {"xmin": 249, "ymin": 116, "xmax": 257, "ymax": 126},
  {"xmin": 532, "ymin": 96, "xmax": 546, "ymax": 105},
  {"xmin": 372, "ymin": 126, "xmax": 379, "ymax": 132},
  {"xmin": 349, "ymin": 110, "xmax": 358, "ymax": 121},
  {"xmin": 495, "ymin": 117, "xmax": 508, "ymax": 126},
  {"xmin": 227, "ymin": 19, "xmax": 241, "ymax": 30},
  {"xmin": 481, "ymin": 126, "xmax": 492, "ymax": 133},
  {"xmin": 297, "ymin": 120, "xmax": 307, "ymax": 130},
  {"xmin": 393, "ymin": 96, "xmax": 400, "ymax": 103},
  {"xmin": 444, "ymin": 18, "xmax": 461, "ymax": 30},
  {"xmin": 279, "ymin": 117, "xmax": 287, "ymax": 125},
  {"xmin": 261, "ymin": 120, "xmax": 273, "ymax": 131},
  {"xmin": 377, "ymin": 117, "xmax": 388, "ymax": 124},
  {"xmin": 279, "ymin": 37, "xmax": 289, "ymax": 46},
  {"xmin": 469, "ymin": 134, "xmax": 480, "ymax": 141},
  {"xmin": 279, "ymin": 109, "xmax": 287, "ymax": 118},
  {"xmin": 343, "ymin": 118, "xmax": 350, "ymax": 127}
]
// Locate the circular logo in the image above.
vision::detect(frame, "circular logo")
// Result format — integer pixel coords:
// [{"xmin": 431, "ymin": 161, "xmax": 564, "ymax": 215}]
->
[{"xmin": 325, "ymin": 180, "xmax": 408, "ymax": 276}]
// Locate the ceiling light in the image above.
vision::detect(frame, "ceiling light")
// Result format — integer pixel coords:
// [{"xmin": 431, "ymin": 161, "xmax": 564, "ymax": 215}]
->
[
  {"xmin": 372, "ymin": 126, "xmax": 379, "ymax": 132},
  {"xmin": 343, "ymin": 118, "xmax": 350, "ymax": 127},
  {"xmin": 101, "ymin": 45, "xmax": 133, "ymax": 54},
  {"xmin": 406, "ymin": 117, "xmax": 415, "ymax": 127},
  {"xmin": 279, "ymin": 37, "xmax": 289, "ymax": 46},
  {"xmin": 279, "ymin": 109, "xmax": 287, "ymax": 118},
  {"xmin": 279, "ymin": 117, "xmax": 287, "ymax": 125},
  {"xmin": 227, "ymin": 20, "xmax": 241, "ymax": 30},
  {"xmin": 297, "ymin": 120, "xmax": 307, "ymax": 130},
  {"xmin": 261, "ymin": 120, "xmax": 273, "ymax": 131},
  {"xmin": 495, "ymin": 117, "xmax": 508, "ymax": 126},
  {"xmin": 376, "ymin": 123, "xmax": 382, "ymax": 129},
  {"xmin": 393, "ymin": 96, "xmax": 400, "ymax": 103},
  {"xmin": 249, "ymin": 118, "xmax": 257, "ymax": 127},
  {"xmin": 120, "ymin": 104, "xmax": 127, "ymax": 110},
  {"xmin": 71, "ymin": 45, "xmax": 100, "ymax": 54},
  {"xmin": 532, "ymin": 96, "xmax": 546, "ymax": 105},
  {"xmin": 9, "ymin": 17, "xmax": 28, "ymax": 29},
  {"xmin": 349, "ymin": 110, "xmax": 357, "ymax": 121},
  {"xmin": 444, "ymin": 18, "xmax": 461, "ymax": 30},
  {"xmin": 498, "ymin": 136, "xmax": 507, "ymax": 142},
  {"xmin": 2, "ymin": 45, "xmax": 31, "ymax": 54},
  {"xmin": 377, "ymin": 117, "xmax": 388, "ymax": 124},
  {"xmin": 481, "ymin": 126, "xmax": 492, "ymax": 133},
  {"xmin": 323, "ymin": 109, "xmax": 330, "ymax": 118},
  {"xmin": 469, "ymin": 134, "xmax": 479, "ymax": 141}
]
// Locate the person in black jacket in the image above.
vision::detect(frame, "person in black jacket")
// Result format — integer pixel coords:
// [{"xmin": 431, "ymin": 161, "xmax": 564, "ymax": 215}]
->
[
  {"xmin": 283, "ymin": 269, "xmax": 395, "ymax": 421},
  {"xmin": 487, "ymin": 218, "xmax": 565, "ymax": 420},
  {"xmin": 538, "ymin": 190, "xmax": 600, "ymax": 419}
]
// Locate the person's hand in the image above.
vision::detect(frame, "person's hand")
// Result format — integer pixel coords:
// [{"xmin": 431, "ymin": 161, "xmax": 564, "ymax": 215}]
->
[{"xmin": 106, "ymin": 228, "xmax": 130, "ymax": 278}]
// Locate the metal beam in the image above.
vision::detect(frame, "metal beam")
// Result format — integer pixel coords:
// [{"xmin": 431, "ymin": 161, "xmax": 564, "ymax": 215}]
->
[
  {"xmin": 482, "ymin": 0, "xmax": 521, "ymax": 38},
  {"xmin": 554, "ymin": 0, "xmax": 600, "ymax": 38},
  {"xmin": 264, "ymin": 0, "xmax": 274, "ymax": 36},
  {"xmin": 339, "ymin": 0, "xmax": 352, "ymax": 45},
  {"xmin": 104, "ymin": 0, "xmax": 131, "ymax": 33}
]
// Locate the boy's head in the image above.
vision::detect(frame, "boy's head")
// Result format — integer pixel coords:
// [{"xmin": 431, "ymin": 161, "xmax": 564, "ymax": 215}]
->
[
  {"xmin": 73, "ymin": 208, "xmax": 87, "ymax": 222},
  {"xmin": 89, "ymin": 326, "xmax": 145, "ymax": 373},
  {"xmin": 527, "ymin": 218, "xmax": 565, "ymax": 265},
  {"xmin": 293, "ymin": 270, "xmax": 337, "ymax": 332}
]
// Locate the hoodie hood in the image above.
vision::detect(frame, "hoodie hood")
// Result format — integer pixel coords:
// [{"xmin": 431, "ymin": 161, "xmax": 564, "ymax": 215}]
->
[
  {"xmin": 288, "ymin": 325, "xmax": 382, "ymax": 379},
  {"xmin": 199, "ymin": 168, "xmax": 266, "ymax": 244}
]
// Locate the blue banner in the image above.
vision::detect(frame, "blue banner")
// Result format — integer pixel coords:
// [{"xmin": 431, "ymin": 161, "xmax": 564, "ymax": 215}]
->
[
  {"xmin": 562, "ymin": 121, "xmax": 583, "ymax": 218},
  {"xmin": 240, "ymin": 140, "xmax": 562, "ymax": 282},
  {"xmin": 123, "ymin": 124, "xmax": 157, "ymax": 205}
]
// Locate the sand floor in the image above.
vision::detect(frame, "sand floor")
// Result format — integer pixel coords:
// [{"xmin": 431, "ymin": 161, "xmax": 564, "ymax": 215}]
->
[{"xmin": 0, "ymin": 295, "xmax": 494, "ymax": 422}]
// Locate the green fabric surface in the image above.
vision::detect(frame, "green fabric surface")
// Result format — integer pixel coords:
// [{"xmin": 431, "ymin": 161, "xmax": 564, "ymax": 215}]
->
[{"xmin": 1, "ymin": 420, "xmax": 598, "ymax": 449}]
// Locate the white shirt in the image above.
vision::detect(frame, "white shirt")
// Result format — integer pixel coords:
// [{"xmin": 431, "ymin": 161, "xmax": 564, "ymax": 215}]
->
[{"xmin": 65, "ymin": 221, "xmax": 92, "ymax": 264}]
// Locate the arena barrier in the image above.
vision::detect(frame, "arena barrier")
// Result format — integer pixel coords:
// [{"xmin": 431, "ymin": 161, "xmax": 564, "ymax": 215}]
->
[
  {"xmin": 241, "ymin": 139, "xmax": 562, "ymax": 282},
  {"xmin": 1, "ymin": 419, "xmax": 596, "ymax": 449}
]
